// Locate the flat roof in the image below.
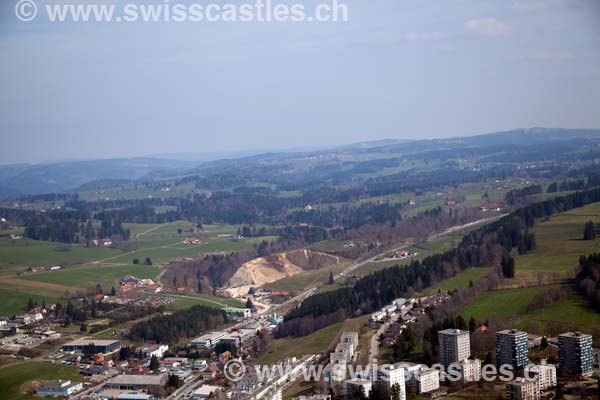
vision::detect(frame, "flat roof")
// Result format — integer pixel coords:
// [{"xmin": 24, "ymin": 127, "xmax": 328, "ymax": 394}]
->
[
  {"xmin": 559, "ymin": 331, "xmax": 592, "ymax": 338},
  {"xmin": 64, "ymin": 337, "xmax": 120, "ymax": 346},
  {"xmin": 107, "ymin": 374, "xmax": 165, "ymax": 385},
  {"xmin": 438, "ymin": 329, "xmax": 469, "ymax": 336},
  {"xmin": 191, "ymin": 331, "xmax": 227, "ymax": 342},
  {"xmin": 193, "ymin": 385, "xmax": 221, "ymax": 395},
  {"xmin": 497, "ymin": 329, "xmax": 527, "ymax": 336}
]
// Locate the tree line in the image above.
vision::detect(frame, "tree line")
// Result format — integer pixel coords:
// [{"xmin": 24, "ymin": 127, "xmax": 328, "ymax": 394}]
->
[
  {"xmin": 276, "ymin": 187, "xmax": 600, "ymax": 338},
  {"xmin": 127, "ymin": 304, "xmax": 228, "ymax": 344},
  {"xmin": 576, "ymin": 253, "xmax": 600, "ymax": 312}
]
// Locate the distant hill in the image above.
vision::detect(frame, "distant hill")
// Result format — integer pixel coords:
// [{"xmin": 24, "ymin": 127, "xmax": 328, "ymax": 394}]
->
[
  {"xmin": 1, "ymin": 127, "xmax": 598, "ymax": 199},
  {"xmin": 0, "ymin": 158, "xmax": 196, "ymax": 198}
]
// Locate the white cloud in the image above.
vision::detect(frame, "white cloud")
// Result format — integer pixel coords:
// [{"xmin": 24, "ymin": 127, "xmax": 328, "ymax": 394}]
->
[
  {"xmin": 512, "ymin": 1, "xmax": 547, "ymax": 13},
  {"xmin": 465, "ymin": 18, "xmax": 510, "ymax": 37},
  {"xmin": 528, "ymin": 51, "xmax": 575, "ymax": 60},
  {"xmin": 404, "ymin": 31, "xmax": 448, "ymax": 42}
]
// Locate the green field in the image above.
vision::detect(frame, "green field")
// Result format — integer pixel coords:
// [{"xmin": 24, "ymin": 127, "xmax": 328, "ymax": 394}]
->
[
  {"xmin": 0, "ymin": 282, "xmax": 65, "ymax": 316},
  {"xmin": 0, "ymin": 221, "xmax": 276, "ymax": 315},
  {"xmin": 258, "ymin": 322, "xmax": 342, "ymax": 365},
  {"xmin": 429, "ymin": 267, "xmax": 493, "ymax": 293},
  {"xmin": 0, "ymin": 361, "xmax": 82, "ymax": 400},
  {"xmin": 0, "ymin": 237, "xmax": 119, "ymax": 276},
  {"xmin": 20, "ymin": 264, "xmax": 160, "ymax": 291},
  {"xmin": 514, "ymin": 294, "xmax": 600, "ymax": 334},
  {"xmin": 515, "ymin": 202, "xmax": 600, "ymax": 283},
  {"xmin": 460, "ymin": 285, "xmax": 561, "ymax": 322},
  {"xmin": 460, "ymin": 286, "xmax": 600, "ymax": 336},
  {"xmin": 455, "ymin": 201, "xmax": 600, "ymax": 337}
]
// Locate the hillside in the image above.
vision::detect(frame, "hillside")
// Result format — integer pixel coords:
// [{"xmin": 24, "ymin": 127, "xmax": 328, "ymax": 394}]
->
[{"xmin": 225, "ymin": 250, "xmax": 338, "ymax": 297}]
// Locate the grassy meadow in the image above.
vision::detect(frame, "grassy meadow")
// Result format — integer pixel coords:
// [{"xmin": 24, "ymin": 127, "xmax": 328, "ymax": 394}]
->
[
  {"xmin": 515, "ymin": 202, "xmax": 600, "ymax": 283},
  {"xmin": 0, "ymin": 221, "xmax": 275, "ymax": 315},
  {"xmin": 456, "ymin": 201, "xmax": 600, "ymax": 336},
  {"xmin": 0, "ymin": 362, "xmax": 82, "ymax": 400}
]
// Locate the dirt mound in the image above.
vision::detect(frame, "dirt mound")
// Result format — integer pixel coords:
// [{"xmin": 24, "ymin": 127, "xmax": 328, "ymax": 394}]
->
[
  {"xmin": 225, "ymin": 250, "xmax": 338, "ymax": 296},
  {"xmin": 285, "ymin": 249, "xmax": 337, "ymax": 270}
]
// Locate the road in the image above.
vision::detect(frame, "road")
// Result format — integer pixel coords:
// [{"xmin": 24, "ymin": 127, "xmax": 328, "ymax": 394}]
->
[
  {"xmin": 269, "ymin": 215, "xmax": 503, "ymax": 314},
  {"xmin": 168, "ymin": 374, "xmax": 204, "ymax": 400}
]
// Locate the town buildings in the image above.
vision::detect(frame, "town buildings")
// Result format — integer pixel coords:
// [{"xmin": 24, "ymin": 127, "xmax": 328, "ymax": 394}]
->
[
  {"xmin": 558, "ymin": 332, "xmax": 593, "ymax": 377},
  {"xmin": 496, "ymin": 329, "xmax": 529, "ymax": 369},
  {"xmin": 61, "ymin": 338, "xmax": 121, "ymax": 354},
  {"xmin": 35, "ymin": 380, "xmax": 82, "ymax": 397},
  {"xmin": 506, "ymin": 377, "xmax": 540, "ymax": 400},
  {"xmin": 455, "ymin": 358, "xmax": 482, "ymax": 384},
  {"xmin": 343, "ymin": 379, "xmax": 372, "ymax": 397},
  {"xmin": 438, "ymin": 329, "xmax": 471, "ymax": 368},
  {"xmin": 375, "ymin": 363, "xmax": 406, "ymax": 400},
  {"xmin": 105, "ymin": 374, "xmax": 167, "ymax": 391},
  {"xmin": 525, "ymin": 362, "xmax": 557, "ymax": 391}
]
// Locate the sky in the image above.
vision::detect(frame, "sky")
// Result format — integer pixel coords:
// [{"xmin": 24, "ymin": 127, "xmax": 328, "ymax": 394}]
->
[{"xmin": 1, "ymin": 0, "xmax": 600, "ymax": 164}]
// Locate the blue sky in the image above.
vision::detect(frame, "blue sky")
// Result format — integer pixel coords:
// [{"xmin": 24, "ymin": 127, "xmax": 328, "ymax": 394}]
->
[{"xmin": 1, "ymin": 0, "xmax": 599, "ymax": 163}]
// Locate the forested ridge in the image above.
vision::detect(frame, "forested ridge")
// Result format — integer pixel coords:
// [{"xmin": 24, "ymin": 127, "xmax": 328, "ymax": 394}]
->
[{"xmin": 275, "ymin": 187, "xmax": 600, "ymax": 338}]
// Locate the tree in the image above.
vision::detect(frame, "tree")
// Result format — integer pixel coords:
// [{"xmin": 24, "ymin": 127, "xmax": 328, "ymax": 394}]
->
[
  {"xmin": 390, "ymin": 383, "xmax": 402, "ymax": 400},
  {"xmin": 82, "ymin": 343, "xmax": 96, "ymax": 359},
  {"xmin": 245, "ymin": 298, "xmax": 253, "ymax": 310},
  {"xmin": 150, "ymin": 355, "xmax": 160, "ymax": 371},
  {"xmin": 133, "ymin": 258, "xmax": 140, "ymax": 264},
  {"xmin": 214, "ymin": 342, "xmax": 237, "ymax": 357},
  {"xmin": 468, "ymin": 317, "xmax": 477, "ymax": 333},
  {"xmin": 110, "ymin": 286, "xmax": 116, "ymax": 296},
  {"xmin": 328, "ymin": 271, "xmax": 334, "ymax": 285},
  {"xmin": 95, "ymin": 283, "xmax": 103, "ymax": 295},
  {"xmin": 167, "ymin": 374, "xmax": 182, "ymax": 389},
  {"xmin": 583, "ymin": 221, "xmax": 596, "ymax": 240},
  {"xmin": 26, "ymin": 298, "xmax": 34, "ymax": 311},
  {"xmin": 501, "ymin": 254, "xmax": 515, "ymax": 279},
  {"xmin": 368, "ymin": 382, "xmax": 388, "ymax": 400},
  {"xmin": 144, "ymin": 257, "xmax": 153, "ymax": 265},
  {"xmin": 247, "ymin": 287, "xmax": 256, "ymax": 295},
  {"xmin": 484, "ymin": 351, "xmax": 493, "ymax": 366},
  {"xmin": 455, "ymin": 315, "xmax": 467, "ymax": 331},
  {"xmin": 80, "ymin": 323, "xmax": 87, "ymax": 332},
  {"xmin": 540, "ymin": 337, "xmax": 548, "ymax": 349},
  {"xmin": 353, "ymin": 386, "xmax": 367, "ymax": 400}
]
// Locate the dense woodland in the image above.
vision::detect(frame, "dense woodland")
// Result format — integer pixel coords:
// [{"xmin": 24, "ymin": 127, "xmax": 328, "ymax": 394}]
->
[{"xmin": 128, "ymin": 305, "xmax": 228, "ymax": 344}]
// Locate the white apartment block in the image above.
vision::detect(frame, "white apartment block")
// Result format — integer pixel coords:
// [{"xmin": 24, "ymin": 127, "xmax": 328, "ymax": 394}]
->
[
  {"xmin": 343, "ymin": 379, "xmax": 372, "ymax": 397},
  {"xmin": 403, "ymin": 364, "xmax": 440, "ymax": 394},
  {"xmin": 456, "ymin": 358, "xmax": 481, "ymax": 383},
  {"xmin": 506, "ymin": 378, "xmax": 541, "ymax": 400},
  {"xmin": 525, "ymin": 362, "xmax": 557, "ymax": 391},
  {"xmin": 438, "ymin": 329, "xmax": 471, "ymax": 367},
  {"xmin": 376, "ymin": 364, "xmax": 406, "ymax": 400},
  {"xmin": 341, "ymin": 331, "xmax": 359, "ymax": 348}
]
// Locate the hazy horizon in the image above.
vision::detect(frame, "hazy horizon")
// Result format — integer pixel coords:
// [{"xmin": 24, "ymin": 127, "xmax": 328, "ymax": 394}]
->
[{"xmin": 2, "ymin": 0, "xmax": 600, "ymax": 164}]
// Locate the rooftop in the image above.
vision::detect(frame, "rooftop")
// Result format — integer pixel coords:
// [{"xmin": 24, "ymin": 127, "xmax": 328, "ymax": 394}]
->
[
  {"xmin": 438, "ymin": 329, "xmax": 469, "ymax": 336},
  {"xmin": 107, "ymin": 374, "xmax": 166, "ymax": 386},
  {"xmin": 64, "ymin": 337, "xmax": 120, "ymax": 346}
]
